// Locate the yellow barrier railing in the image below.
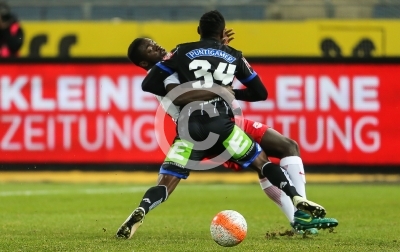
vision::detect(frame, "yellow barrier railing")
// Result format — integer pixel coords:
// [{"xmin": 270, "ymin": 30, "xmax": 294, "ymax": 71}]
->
[{"xmin": 19, "ymin": 20, "xmax": 400, "ymax": 58}]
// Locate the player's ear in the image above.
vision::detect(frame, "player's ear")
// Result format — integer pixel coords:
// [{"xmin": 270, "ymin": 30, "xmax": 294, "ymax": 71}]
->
[{"xmin": 197, "ymin": 26, "xmax": 201, "ymax": 35}]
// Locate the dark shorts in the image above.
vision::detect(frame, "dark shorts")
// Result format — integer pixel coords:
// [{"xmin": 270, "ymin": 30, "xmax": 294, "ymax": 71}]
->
[
  {"xmin": 160, "ymin": 102, "xmax": 262, "ymax": 179},
  {"xmin": 222, "ymin": 118, "xmax": 270, "ymax": 171}
]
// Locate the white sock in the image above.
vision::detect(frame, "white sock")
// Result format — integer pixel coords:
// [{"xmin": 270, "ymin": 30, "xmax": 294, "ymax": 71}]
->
[
  {"xmin": 281, "ymin": 156, "xmax": 306, "ymax": 199},
  {"xmin": 259, "ymin": 178, "xmax": 294, "ymax": 222}
]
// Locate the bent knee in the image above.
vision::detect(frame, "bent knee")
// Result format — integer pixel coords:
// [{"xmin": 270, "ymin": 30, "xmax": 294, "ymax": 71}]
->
[{"xmin": 282, "ymin": 138, "xmax": 300, "ymax": 157}]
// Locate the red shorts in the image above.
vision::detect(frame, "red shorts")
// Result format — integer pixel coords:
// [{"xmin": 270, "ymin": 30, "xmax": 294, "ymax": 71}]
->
[
  {"xmin": 201, "ymin": 118, "xmax": 269, "ymax": 171},
  {"xmin": 235, "ymin": 117, "xmax": 269, "ymax": 144}
]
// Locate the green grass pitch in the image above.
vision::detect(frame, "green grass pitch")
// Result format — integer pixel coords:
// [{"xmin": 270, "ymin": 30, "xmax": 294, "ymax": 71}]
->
[{"xmin": 1, "ymin": 182, "xmax": 399, "ymax": 251}]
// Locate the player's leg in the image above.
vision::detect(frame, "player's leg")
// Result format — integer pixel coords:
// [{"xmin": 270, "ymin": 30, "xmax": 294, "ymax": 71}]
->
[
  {"xmin": 220, "ymin": 124, "xmax": 313, "ymax": 213},
  {"xmin": 157, "ymin": 173, "xmax": 181, "ymax": 195},
  {"xmin": 188, "ymin": 107, "xmax": 334, "ymax": 227},
  {"xmin": 259, "ymin": 177, "xmax": 295, "ymax": 221},
  {"xmin": 135, "ymin": 173, "xmax": 182, "ymax": 215},
  {"xmin": 116, "ymin": 137, "xmax": 197, "ymax": 239},
  {"xmin": 256, "ymin": 127, "xmax": 338, "ymax": 230},
  {"xmin": 222, "ymin": 154, "xmax": 295, "ymax": 222},
  {"xmin": 222, "ymin": 124, "xmax": 326, "ymax": 219},
  {"xmin": 241, "ymin": 119, "xmax": 338, "ymax": 230},
  {"xmin": 261, "ymin": 134, "xmax": 338, "ymax": 230},
  {"xmin": 249, "ymin": 152, "xmax": 326, "ymax": 219},
  {"xmin": 116, "ymin": 173, "xmax": 180, "ymax": 239},
  {"xmin": 259, "ymin": 128, "xmax": 306, "ymax": 199},
  {"xmin": 238, "ymin": 118, "xmax": 305, "ymax": 199},
  {"xmin": 182, "ymin": 107, "xmax": 330, "ymax": 221},
  {"xmin": 237, "ymin": 119, "xmax": 296, "ymax": 222}
]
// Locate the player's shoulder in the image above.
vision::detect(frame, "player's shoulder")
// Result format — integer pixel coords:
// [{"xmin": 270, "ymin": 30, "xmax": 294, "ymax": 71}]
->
[
  {"xmin": 223, "ymin": 45, "xmax": 243, "ymax": 57},
  {"xmin": 174, "ymin": 41, "xmax": 200, "ymax": 50},
  {"xmin": 178, "ymin": 41, "xmax": 198, "ymax": 46},
  {"xmin": 161, "ymin": 42, "xmax": 191, "ymax": 61},
  {"xmin": 163, "ymin": 41, "xmax": 199, "ymax": 59}
]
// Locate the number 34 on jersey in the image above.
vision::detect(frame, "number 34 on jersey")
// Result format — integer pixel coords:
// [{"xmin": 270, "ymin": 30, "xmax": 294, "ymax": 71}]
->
[{"xmin": 189, "ymin": 59, "xmax": 237, "ymax": 88}]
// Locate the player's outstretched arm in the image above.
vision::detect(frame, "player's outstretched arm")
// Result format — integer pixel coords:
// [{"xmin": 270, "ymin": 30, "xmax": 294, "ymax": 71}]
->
[
  {"xmin": 233, "ymin": 56, "xmax": 268, "ymax": 102},
  {"xmin": 142, "ymin": 66, "xmax": 171, "ymax": 96},
  {"xmin": 233, "ymin": 75, "xmax": 268, "ymax": 102}
]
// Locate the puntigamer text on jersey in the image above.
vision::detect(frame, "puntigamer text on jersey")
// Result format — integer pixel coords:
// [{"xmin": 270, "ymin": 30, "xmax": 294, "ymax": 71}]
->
[{"xmin": 185, "ymin": 48, "xmax": 236, "ymax": 63}]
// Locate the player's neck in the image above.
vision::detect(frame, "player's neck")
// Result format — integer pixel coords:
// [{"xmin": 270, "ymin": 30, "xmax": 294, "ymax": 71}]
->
[
  {"xmin": 200, "ymin": 36, "xmax": 221, "ymax": 43},
  {"xmin": 144, "ymin": 64, "xmax": 154, "ymax": 71}
]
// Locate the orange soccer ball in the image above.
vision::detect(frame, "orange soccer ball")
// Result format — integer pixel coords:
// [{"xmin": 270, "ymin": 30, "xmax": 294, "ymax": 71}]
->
[{"xmin": 210, "ymin": 210, "xmax": 247, "ymax": 247}]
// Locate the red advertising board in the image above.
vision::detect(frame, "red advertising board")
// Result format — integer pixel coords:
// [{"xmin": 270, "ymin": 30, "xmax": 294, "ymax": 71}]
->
[{"xmin": 0, "ymin": 63, "xmax": 399, "ymax": 164}]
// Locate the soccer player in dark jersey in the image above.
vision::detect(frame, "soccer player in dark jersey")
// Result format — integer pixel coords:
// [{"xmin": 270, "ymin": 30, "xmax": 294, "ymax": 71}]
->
[
  {"xmin": 116, "ymin": 11, "xmax": 336, "ymax": 239},
  {"xmin": 120, "ymin": 34, "xmax": 338, "ymax": 235}
]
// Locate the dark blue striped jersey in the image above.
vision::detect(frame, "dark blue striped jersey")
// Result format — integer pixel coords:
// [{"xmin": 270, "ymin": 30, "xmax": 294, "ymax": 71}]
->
[{"xmin": 155, "ymin": 38, "xmax": 257, "ymax": 87}]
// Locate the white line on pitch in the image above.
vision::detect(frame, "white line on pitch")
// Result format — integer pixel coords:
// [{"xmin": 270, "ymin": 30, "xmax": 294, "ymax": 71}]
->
[
  {"xmin": 0, "ymin": 184, "xmax": 242, "ymax": 197},
  {"xmin": 0, "ymin": 187, "xmax": 149, "ymax": 197}
]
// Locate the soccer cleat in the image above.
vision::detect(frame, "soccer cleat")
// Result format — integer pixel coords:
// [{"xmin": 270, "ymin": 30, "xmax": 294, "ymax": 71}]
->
[
  {"xmin": 292, "ymin": 196, "xmax": 326, "ymax": 218},
  {"xmin": 305, "ymin": 228, "xmax": 319, "ymax": 235},
  {"xmin": 291, "ymin": 210, "xmax": 339, "ymax": 231},
  {"xmin": 292, "ymin": 228, "xmax": 319, "ymax": 235},
  {"xmin": 116, "ymin": 207, "xmax": 145, "ymax": 239}
]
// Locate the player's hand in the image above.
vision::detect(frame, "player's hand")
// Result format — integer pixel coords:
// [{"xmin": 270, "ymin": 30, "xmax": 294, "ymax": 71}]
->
[{"xmin": 222, "ymin": 28, "xmax": 235, "ymax": 45}]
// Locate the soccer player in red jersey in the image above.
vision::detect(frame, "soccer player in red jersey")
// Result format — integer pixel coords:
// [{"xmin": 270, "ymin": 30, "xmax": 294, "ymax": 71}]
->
[{"xmin": 116, "ymin": 20, "xmax": 338, "ymax": 238}]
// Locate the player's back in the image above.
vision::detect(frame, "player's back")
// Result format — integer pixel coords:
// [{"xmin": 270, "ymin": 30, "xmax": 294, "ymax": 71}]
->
[{"xmin": 165, "ymin": 38, "xmax": 243, "ymax": 87}]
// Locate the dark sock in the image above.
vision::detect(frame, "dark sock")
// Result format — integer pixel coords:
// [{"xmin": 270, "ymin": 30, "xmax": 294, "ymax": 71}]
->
[
  {"xmin": 138, "ymin": 185, "xmax": 168, "ymax": 214},
  {"xmin": 261, "ymin": 162, "xmax": 300, "ymax": 199}
]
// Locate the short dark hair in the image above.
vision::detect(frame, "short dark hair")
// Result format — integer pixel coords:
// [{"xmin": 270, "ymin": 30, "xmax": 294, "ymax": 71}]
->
[
  {"xmin": 199, "ymin": 10, "xmax": 225, "ymax": 38},
  {"xmin": 127, "ymin": 38, "xmax": 146, "ymax": 66}
]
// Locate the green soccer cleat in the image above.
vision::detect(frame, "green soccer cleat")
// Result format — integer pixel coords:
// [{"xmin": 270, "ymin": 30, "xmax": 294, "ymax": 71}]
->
[
  {"xmin": 293, "ymin": 228, "xmax": 319, "ymax": 236},
  {"xmin": 305, "ymin": 228, "xmax": 319, "ymax": 235},
  {"xmin": 291, "ymin": 210, "xmax": 339, "ymax": 231},
  {"xmin": 116, "ymin": 207, "xmax": 145, "ymax": 239}
]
